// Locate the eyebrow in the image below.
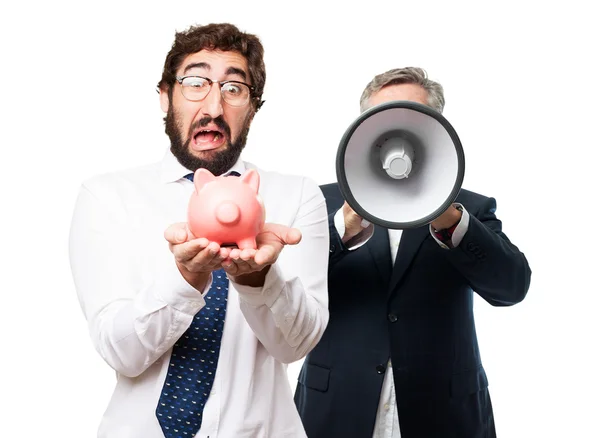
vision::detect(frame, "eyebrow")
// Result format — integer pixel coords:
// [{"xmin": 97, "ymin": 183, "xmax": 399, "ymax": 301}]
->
[{"xmin": 182, "ymin": 62, "xmax": 248, "ymax": 81}]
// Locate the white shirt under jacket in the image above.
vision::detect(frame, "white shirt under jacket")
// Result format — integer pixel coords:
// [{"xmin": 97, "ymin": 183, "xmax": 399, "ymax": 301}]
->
[{"xmin": 334, "ymin": 204, "xmax": 469, "ymax": 438}]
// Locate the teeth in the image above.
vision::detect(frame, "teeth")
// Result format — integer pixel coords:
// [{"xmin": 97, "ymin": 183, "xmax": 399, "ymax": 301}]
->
[{"xmin": 194, "ymin": 129, "xmax": 222, "ymax": 143}]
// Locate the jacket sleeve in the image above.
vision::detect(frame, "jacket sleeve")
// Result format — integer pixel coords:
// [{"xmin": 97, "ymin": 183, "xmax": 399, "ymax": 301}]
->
[{"xmin": 444, "ymin": 196, "xmax": 531, "ymax": 306}]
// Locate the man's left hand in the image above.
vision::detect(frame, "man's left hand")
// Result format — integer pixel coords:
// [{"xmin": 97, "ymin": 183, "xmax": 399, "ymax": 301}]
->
[
  {"xmin": 222, "ymin": 223, "xmax": 302, "ymax": 286},
  {"xmin": 430, "ymin": 205, "xmax": 462, "ymax": 231}
]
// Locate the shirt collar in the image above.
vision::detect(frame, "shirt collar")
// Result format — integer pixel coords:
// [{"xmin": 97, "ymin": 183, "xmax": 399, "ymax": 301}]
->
[{"xmin": 159, "ymin": 148, "xmax": 247, "ymax": 183}]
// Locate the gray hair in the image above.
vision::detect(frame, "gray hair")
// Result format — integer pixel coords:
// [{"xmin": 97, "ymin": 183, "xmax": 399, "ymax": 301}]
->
[{"xmin": 359, "ymin": 67, "xmax": 445, "ymax": 113}]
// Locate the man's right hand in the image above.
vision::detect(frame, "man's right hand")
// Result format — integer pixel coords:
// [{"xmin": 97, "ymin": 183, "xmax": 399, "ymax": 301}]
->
[
  {"xmin": 164, "ymin": 222, "xmax": 231, "ymax": 290},
  {"xmin": 342, "ymin": 201, "xmax": 370, "ymax": 243}
]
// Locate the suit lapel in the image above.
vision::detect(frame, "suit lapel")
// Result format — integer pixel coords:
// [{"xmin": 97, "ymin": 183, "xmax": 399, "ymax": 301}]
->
[
  {"xmin": 366, "ymin": 225, "xmax": 393, "ymax": 285},
  {"xmin": 388, "ymin": 226, "xmax": 430, "ymax": 295}
]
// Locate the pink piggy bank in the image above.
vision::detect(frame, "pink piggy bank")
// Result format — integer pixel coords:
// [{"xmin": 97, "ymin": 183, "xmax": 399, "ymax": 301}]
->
[{"xmin": 187, "ymin": 168, "xmax": 265, "ymax": 250}]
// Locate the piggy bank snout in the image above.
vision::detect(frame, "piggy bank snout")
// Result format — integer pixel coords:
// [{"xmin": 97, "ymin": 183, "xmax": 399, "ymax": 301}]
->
[{"xmin": 215, "ymin": 201, "xmax": 241, "ymax": 225}]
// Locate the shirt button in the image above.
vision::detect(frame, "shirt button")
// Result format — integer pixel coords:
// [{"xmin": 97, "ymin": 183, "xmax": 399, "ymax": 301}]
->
[
  {"xmin": 388, "ymin": 313, "xmax": 398, "ymax": 323},
  {"xmin": 384, "ymin": 404, "xmax": 390, "ymax": 410},
  {"xmin": 376, "ymin": 364, "xmax": 386, "ymax": 374}
]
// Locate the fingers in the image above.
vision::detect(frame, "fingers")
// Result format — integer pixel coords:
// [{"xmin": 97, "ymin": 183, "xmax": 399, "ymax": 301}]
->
[
  {"xmin": 164, "ymin": 222, "xmax": 190, "ymax": 245},
  {"xmin": 165, "ymin": 223, "xmax": 231, "ymax": 273},
  {"xmin": 261, "ymin": 223, "xmax": 302, "ymax": 245},
  {"xmin": 167, "ymin": 220, "xmax": 302, "ymax": 278},
  {"xmin": 222, "ymin": 246, "xmax": 272, "ymax": 276},
  {"xmin": 226, "ymin": 247, "xmax": 255, "ymax": 262},
  {"xmin": 283, "ymin": 227, "xmax": 302, "ymax": 245},
  {"xmin": 219, "ymin": 246, "xmax": 232, "ymax": 259},
  {"xmin": 178, "ymin": 242, "xmax": 225, "ymax": 273},
  {"xmin": 224, "ymin": 223, "xmax": 300, "ymax": 273},
  {"xmin": 254, "ymin": 246, "xmax": 276, "ymax": 265},
  {"xmin": 342, "ymin": 202, "xmax": 362, "ymax": 224},
  {"xmin": 172, "ymin": 238, "xmax": 212, "ymax": 262},
  {"xmin": 342, "ymin": 201, "xmax": 369, "ymax": 241},
  {"xmin": 224, "ymin": 248, "xmax": 259, "ymax": 267}
]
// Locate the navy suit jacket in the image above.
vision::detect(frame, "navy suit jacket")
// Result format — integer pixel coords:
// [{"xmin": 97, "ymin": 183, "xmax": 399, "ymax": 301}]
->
[{"xmin": 294, "ymin": 183, "xmax": 531, "ymax": 438}]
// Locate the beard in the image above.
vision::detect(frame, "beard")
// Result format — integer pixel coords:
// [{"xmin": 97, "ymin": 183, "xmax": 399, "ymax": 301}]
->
[{"xmin": 165, "ymin": 105, "xmax": 252, "ymax": 176}]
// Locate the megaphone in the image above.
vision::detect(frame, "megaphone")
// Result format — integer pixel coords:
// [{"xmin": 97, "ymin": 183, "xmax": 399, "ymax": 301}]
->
[{"xmin": 336, "ymin": 100, "xmax": 465, "ymax": 229}]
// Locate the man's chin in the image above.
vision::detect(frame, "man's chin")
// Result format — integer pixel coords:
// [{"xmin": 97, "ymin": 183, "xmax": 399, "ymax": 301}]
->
[{"xmin": 175, "ymin": 142, "xmax": 242, "ymax": 176}]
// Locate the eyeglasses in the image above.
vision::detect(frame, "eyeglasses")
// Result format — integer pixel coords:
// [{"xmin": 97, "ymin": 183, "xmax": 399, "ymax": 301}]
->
[{"xmin": 175, "ymin": 75, "xmax": 255, "ymax": 107}]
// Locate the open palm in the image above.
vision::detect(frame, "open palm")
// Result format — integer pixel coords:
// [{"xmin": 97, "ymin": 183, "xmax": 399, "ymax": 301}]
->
[{"xmin": 222, "ymin": 223, "xmax": 302, "ymax": 278}]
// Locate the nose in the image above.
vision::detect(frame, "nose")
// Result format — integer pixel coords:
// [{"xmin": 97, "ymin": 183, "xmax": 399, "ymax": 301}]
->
[{"xmin": 201, "ymin": 83, "xmax": 224, "ymax": 118}]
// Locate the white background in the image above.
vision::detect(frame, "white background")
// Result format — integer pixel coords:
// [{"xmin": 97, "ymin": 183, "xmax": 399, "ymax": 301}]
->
[{"xmin": 1, "ymin": 1, "xmax": 599, "ymax": 436}]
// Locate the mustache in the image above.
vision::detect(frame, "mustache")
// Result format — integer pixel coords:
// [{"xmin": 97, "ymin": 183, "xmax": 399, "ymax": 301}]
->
[{"xmin": 190, "ymin": 116, "xmax": 231, "ymax": 138}]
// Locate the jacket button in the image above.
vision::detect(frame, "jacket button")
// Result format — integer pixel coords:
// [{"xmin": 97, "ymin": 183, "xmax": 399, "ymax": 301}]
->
[
  {"xmin": 329, "ymin": 244, "xmax": 335, "ymax": 253},
  {"xmin": 388, "ymin": 313, "xmax": 398, "ymax": 323},
  {"xmin": 376, "ymin": 364, "xmax": 386, "ymax": 374}
]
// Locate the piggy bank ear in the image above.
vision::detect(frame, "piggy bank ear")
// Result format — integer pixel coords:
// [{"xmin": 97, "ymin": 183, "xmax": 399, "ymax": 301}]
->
[
  {"xmin": 241, "ymin": 169, "xmax": 260, "ymax": 194},
  {"xmin": 193, "ymin": 168, "xmax": 216, "ymax": 191}
]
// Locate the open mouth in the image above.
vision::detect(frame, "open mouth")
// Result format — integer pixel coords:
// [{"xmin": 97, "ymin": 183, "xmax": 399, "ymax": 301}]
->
[{"xmin": 191, "ymin": 128, "xmax": 227, "ymax": 151}]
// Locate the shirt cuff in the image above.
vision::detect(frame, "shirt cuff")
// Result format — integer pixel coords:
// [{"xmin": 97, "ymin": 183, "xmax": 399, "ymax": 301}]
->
[
  {"xmin": 333, "ymin": 208, "xmax": 374, "ymax": 250},
  {"xmin": 233, "ymin": 263, "xmax": 286, "ymax": 308},
  {"xmin": 430, "ymin": 203, "xmax": 470, "ymax": 249},
  {"xmin": 154, "ymin": 260, "xmax": 212, "ymax": 315}
]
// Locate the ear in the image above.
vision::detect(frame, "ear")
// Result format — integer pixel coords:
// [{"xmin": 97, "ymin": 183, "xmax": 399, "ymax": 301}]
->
[
  {"xmin": 159, "ymin": 87, "xmax": 170, "ymax": 113},
  {"xmin": 193, "ymin": 168, "xmax": 216, "ymax": 191},
  {"xmin": 241, "ymin": 169, "xmax": 260, "ymax": 193}
]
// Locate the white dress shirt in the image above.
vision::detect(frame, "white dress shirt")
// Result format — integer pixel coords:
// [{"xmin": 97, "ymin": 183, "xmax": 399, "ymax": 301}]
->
[
  {"xmin": 69, "ymin": 150, "xmax": 330, "ymax": 438},
  {"xmin": 334, "ymin": 205, "xmax": 469, "ymax": 438}
]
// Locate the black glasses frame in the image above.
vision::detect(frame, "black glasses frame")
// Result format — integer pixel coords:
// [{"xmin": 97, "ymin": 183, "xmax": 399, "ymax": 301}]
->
[{"xmin": 175, "ymin": 75, "xmax": 257, "ymax": 105}]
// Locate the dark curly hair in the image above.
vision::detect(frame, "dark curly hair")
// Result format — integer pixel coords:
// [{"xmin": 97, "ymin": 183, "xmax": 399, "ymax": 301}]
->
[{"xmin": 158, "ymin": 23, "xmax": 265, "ymax": 111}]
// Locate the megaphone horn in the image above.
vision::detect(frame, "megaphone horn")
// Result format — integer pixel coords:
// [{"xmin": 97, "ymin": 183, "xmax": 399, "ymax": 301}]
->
[{"xmin": 336, "ymin": 100, "xmax": 465, "ymax": 229}]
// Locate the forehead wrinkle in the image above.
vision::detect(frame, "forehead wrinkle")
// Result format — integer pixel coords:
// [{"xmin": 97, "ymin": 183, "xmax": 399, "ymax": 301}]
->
[
  {"xmin": 182, "ymin": 62, "xmax": 211, "ymax": 75},
  {"xmin": 182, "ymin": 63, "xmax": 247, "ymax": 81}
]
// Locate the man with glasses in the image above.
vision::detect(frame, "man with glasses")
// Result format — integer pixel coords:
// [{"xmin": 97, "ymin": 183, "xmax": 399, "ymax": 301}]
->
[{"xmin": 69, "ymin": 23, "xmax": 329, "ymax": 438}]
